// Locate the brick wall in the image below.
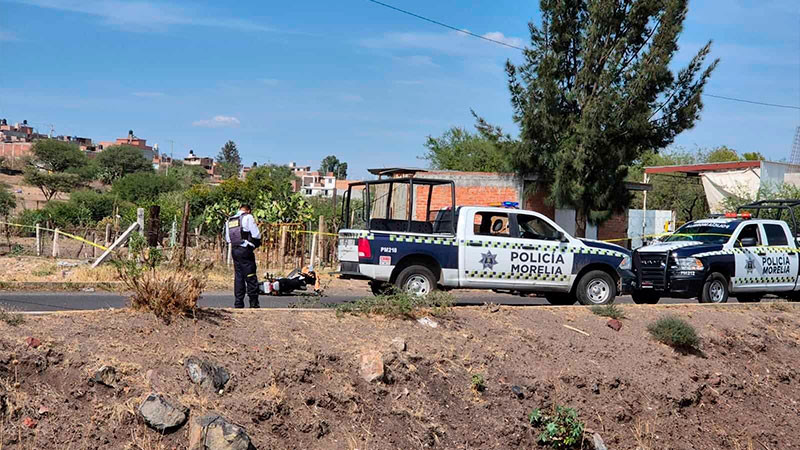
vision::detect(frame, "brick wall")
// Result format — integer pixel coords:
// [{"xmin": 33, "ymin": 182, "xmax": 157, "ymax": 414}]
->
[
  {"xmin": 0, "ymin": 143, "xmax": 33, "ymax": 169},
  {"xmin": 597, "ymin": 212, "xmax": 629, "ymax": 246},
  {"xmin": 413, "ymin": 171, "xmax": 523, "ymax": 220}
]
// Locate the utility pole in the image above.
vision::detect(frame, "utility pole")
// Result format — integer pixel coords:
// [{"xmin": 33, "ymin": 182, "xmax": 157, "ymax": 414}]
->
[{"xmin": 166, "ymin": 139, "xmax": 175, "ymax": 176}]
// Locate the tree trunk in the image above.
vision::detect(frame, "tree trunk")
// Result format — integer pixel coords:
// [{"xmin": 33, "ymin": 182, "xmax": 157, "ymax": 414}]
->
[{"xmin": 574, "ymin": 209, "xmax": 587, "ymax": 238}]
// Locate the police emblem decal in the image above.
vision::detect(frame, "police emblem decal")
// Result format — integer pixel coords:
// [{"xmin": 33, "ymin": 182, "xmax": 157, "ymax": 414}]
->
[
  {"xmin": 480, "ymin": 251, "xmax": 498, "ymax": 270},
  {"xmin": 745, "ymin": 254, "xmax": 756, "ymax": 274}
]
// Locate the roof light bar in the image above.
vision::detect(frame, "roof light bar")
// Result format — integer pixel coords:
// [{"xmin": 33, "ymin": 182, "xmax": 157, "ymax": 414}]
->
[{"xmin": 724, "ymin": 212, "xmax": 751, "ymax": 219}]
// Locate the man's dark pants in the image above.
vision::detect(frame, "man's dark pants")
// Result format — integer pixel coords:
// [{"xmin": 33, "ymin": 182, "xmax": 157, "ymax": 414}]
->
[{"xmin": 232, "ymin": 245, "xmax": 259, "ymax": 308}]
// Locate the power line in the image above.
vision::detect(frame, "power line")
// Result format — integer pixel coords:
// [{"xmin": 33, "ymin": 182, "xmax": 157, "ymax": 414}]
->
[
  {"xmin": 703, "ymin": 94, "xmax": 800, "ymax": 110},
  {"xmin": 366, "ymin": 0, "xmax": 524, "ymax": 50},
  {"xmin": 366, "ymin": 0, "xmax": 800, "ymax": 111}
]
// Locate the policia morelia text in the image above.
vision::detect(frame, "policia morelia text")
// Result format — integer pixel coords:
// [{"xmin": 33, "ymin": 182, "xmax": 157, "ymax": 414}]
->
[{"xmin": 224, "ymin": 205, "xmax": 262, "ymax": 308}]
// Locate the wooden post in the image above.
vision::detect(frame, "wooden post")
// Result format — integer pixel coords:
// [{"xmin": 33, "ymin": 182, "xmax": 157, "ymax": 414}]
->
[
  {"xmin": 137, "ymin": 208, "xmax": 145, "ymax": 237},
  {"xmin": 178, "ymin": 201, "xmax": 190, "ymax": 266},
  {"xmin": 318, "ymin": 216, "xmax": 325, "ymax": 266},
  {"xmin": 35, "ymin": 223, "xmax": 41, "ymax": 256},
  {"xmin": 226, "ymin": 243, "xmax": 232, "ymax": 267},
  {"xmin": 147, "ymin": 205, "xmax": 161, "ymax": 247},
  {"xmin": 92, "ymin": 231, "xmax": 98, "ymax": 258},
  {"xmin": 104, "ymin": 223, "xmax": 111, "ymax": 247},
  {"xmin": 279, "ymin": 225, "xmax": 287, "ymax": 271},
  {"xmin": 52, "ymin": 229, "xmax": 59, "ymax": 258},
  {"xmin": 91, "ymin": 222, "xmax": 140, "ymax": 268}
]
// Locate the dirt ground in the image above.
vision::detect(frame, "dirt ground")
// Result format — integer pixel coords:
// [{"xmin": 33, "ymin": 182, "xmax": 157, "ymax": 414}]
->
[
  {"xmin": 1, "ymin": 303, "xmax": 798, "ymax": 449},
  {"xmin": 0, "ymin": 173, "xmax": 49, "ymax": 212}
]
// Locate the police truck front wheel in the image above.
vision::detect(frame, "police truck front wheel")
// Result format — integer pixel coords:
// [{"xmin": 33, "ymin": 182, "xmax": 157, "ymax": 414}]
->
[
  {"xmin": 576, "ymin": 271, "xmax": 616, "ymax": 305},
  {"xmin": 395, "ymin": 265, "xmax": 437, "ymax": 296},
  {"xmin": 700, "ymin": 273, "xmax": 729, "ymax": 304}
]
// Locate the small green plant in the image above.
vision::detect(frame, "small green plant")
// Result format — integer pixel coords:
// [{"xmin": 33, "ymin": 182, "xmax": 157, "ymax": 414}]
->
[
  {"xmin": 471, "ymin": 373, "xmax": 486, "ymax": 392},
  {"xmin": 528, "ymin": 405, "xmax": 585, "ymax": 449},
  {"xmin": 32, "ymin": 264, "xmax": 57, "ymax": 277},
  {"xmin": 8, "ymin": 244, "xmax": 25, "ymax": 257},
  {"xmin": 336, "ymin": 291, "xmax": 453, "ymax": 319},
  {"xmin": 646, "ymin": 315, "xmax": 700, "ymax": 350},
  {"xmin": 0, "ymin": 308, "xmax": 24, "ymax": 326},
  {"xmin": 590, "ymin": 304, "xmax": 626, "ymax": 320}
]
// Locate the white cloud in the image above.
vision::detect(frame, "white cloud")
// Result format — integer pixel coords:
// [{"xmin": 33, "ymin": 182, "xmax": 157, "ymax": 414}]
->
[
  {"xmin": 0, "ymin": 30, "xmax": 19, "ymax": 41},
  {"xmin": 392, "ymin": 55, "xmax": 438, "ymax": 67},
  {"xmin": 481, "ymin": 32, "xmax": 523, "ymax": 48},
  {"xmin": 192, "ymin": 115, "xmax": 241, "ymax": 128},
  {"xmin": 260, "ymin": 79, "xmax": 280, "ymax": 86},
  {"xmin": 361, "ymin": 29, "xmax": 523, "ymax": 55},
  {"xmin": 337, "ymin": 94, "xmax": 364, "ymax": 103},
  {"xmin": 12, "ymin": 0, "xmax": 275, "ymax": 32},
  {"xmin": 132, "ymin": 91, "xmax": 165, "ymax": 98}
]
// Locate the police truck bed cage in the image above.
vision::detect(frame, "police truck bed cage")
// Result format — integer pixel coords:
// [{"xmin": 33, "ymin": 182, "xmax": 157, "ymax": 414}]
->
[
  {"xmin": 736, "ymin": 199, "xmax": 800, "ymax": 236},
  {"xmin": 341, "ymin": 177, "xmax": 456, "ymax": 235}
]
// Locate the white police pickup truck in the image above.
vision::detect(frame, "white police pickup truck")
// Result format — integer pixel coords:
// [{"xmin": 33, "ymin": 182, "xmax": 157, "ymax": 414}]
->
[
  {"xmin": 632, "ymin": 203, "xmax": 800, "ymax": 304},
  {"xmin": 337, "ymin": 178, "xmax": 634, "ymax": 305}
]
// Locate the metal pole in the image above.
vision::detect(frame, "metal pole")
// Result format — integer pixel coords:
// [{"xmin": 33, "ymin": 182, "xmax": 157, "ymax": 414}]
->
[{"xmin": 35, "ymin": 223, "xmax": 41, "ymax": 257}]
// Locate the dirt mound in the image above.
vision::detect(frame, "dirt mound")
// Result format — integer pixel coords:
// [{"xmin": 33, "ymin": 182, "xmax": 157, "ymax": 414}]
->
[{"xmin": 0, "ymin": 303, "xmax": 799, "ymax": 449}]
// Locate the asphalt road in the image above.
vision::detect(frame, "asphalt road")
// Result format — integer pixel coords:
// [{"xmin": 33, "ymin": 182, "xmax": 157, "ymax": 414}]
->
[{"xmin": 0, "ymin": 290, "xmax": 766, "ymax": 312}]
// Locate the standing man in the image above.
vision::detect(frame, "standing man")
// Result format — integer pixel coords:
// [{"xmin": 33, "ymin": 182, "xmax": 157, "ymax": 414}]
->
[{"xmin": 224, "ymin": 204, "xmax": 262, "ymax": 308}]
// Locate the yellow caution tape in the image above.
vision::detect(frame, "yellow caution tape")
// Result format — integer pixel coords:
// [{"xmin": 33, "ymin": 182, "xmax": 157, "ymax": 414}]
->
[{"xmin": 0, "ymin": 222, "xmax": 109, "ymax": 251}]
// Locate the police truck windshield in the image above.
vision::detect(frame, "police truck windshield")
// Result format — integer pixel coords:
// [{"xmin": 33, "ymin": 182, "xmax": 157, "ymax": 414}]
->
[{"xmin": 664, "ymin": 223, "xmax": 736, "ymax": 244}]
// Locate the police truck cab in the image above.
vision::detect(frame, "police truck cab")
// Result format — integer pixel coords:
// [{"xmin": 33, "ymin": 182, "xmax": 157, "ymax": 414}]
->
[
  {"xmin": 632, "ymin": 201, "xmax": 800, "ymax": 304},
  {"xmin": 337, "ymin": 178, "xmax": 634, "ymax": 305}
]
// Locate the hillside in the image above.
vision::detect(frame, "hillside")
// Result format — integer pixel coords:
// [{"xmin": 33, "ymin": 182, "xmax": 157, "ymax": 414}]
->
[{"xmin": 1, "ymin": 303, "xmax": 798, "ymax": 449}]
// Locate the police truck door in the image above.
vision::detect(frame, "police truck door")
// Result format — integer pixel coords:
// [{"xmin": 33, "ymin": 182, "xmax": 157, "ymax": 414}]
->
[
  {"xmin": 461, "ymin": 210, "xmax": 519, "ymax": 289},
  {"xmin": 761, "ymin": 222, "xmax": 798, "ymax": 291},
  {"xmin": 513, "ymin": 213, "xmax": 574, "ymax": 291},
  {"xmin": 732, "ymin": 223, "xmax": 766, "ymax": 291}
]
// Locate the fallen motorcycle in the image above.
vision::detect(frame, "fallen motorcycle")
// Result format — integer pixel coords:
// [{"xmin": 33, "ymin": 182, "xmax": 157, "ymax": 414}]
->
[{"xmin": 259, "ymin": 267, "xmax": 320, "ymax": 296}]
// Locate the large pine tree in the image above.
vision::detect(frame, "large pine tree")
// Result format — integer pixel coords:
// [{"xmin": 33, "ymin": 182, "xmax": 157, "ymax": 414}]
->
[
  {"xmin": 216, "ymin": 140, "xmax": 242, "ymax": 180},
  {"xmin": 507, "ymin": 0, "xmax": 718, "ymax": 236}
]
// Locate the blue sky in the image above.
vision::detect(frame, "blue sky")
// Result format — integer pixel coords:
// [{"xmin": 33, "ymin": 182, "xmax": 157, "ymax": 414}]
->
[{"xmin": 1, "ymin": 0, "xmax": 798, "ymax": 179}]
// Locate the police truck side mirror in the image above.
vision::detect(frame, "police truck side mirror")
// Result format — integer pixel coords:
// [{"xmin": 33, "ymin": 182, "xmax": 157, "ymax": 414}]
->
[
  {"xmin": 557, "ymin": 231, "xmax": 568, "ymax": 243},
  {"xmin": 739, "ymin": 237, "xmax": 757, "ymax": 247}
]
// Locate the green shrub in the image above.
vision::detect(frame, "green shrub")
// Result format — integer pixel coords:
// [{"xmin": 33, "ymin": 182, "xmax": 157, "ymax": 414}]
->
[
  {"xmin": 0, "ymin": 308, "xmax": 24, "ymax": 326},
  {"xmin": 471, "ymin": 373, "xmax": 486, "ymax": 392},
  {"xmin": 336, "ymin": 291, "xmax": 453, "ymax": 319},
  {"xmin": 112, "ymin": 172, "xmax": 180, "ymax": 204},
  {"xmin": 590, "ymin": 304, "xmax": 626, "ymax": 320},
  {"xmin": 69, "ymin": 189, "xmax": 116, "ymax": 223},
  {"xmin": 647, "ymin": 315, "xmax": 700, "ymax": 350},
  {"xmin": 42, "ymin": 201, "xmax": 93, "ymax": 228},
  {"xmin": 529, "ymin": 405, "xmax": 585, "ymax": 449}
]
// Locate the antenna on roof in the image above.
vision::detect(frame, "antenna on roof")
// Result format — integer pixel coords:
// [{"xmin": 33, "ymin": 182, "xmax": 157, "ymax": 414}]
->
[{"xmin": 790, "ymin": 126, "xmax": 800, "ymax": 165}]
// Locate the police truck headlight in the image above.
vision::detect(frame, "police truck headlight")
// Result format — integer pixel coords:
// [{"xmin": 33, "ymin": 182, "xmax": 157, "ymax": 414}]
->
[
  {"xmin": 618, "ymin": 256, "xmax": 631, "ymax": 270},
  {"xmin": 674, "ymin": 257, "xmax": 704, "ymax": 271}
]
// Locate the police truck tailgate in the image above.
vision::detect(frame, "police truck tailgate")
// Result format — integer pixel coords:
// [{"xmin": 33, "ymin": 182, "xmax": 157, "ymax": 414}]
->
[{"xmin": 338, "ymin": 232, "xmax": 360, "ymax": 263}]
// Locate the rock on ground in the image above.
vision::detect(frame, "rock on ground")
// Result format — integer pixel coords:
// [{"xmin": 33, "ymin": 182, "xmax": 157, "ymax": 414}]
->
[
  {"xmin": 138, "ymin": 393, "xmax": 189, "ymax": 433},
  {"xmin": 91, "ymin": 365, "xmax": 117, "ymax": 388},
  {"xmin": 359, "ymin": 351, "xmax": 384, "ymax": 383},
  {"xmin": 185, "ymin": 357, "xmax": 231, "ymax": 392},
  {"xmin": 390, "ymin": 337, "xmax": 407, "ymax": 352},
  {"xmin": 189, "ymin": 413, "xmax": 255, "ymax": 450}
]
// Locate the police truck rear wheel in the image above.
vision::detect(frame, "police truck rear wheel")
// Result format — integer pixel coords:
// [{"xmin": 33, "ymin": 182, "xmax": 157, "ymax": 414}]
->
[
  {"xmin": 700, "ymin": 273, "xmax": 729, "ymax": 304},
  {"xmin": 632, "ymin": 291, "xmax": 661, "ymax": 304},
  {"xmin": 545, "ymin": 294, "xmax": 575, "ymax": 305},
  {"xmin": 576, "ymin": 271, "xmax": 616, "ymax": 305},
  {"xmin": 395, "ymin": 265, "xmax": 437, "ymax": 296}
]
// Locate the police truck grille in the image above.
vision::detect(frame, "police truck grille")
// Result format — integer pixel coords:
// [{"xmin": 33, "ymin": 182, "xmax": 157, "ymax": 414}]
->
[{"xmin": 634, "ymin": 252, "xmax": 667, "ymax": 290}]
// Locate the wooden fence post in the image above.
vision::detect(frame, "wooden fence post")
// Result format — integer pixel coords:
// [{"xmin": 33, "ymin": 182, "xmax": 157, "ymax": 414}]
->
[
  {"xmin": 92, "ymin": 231, "xmax": 98, "ymax": 258},
  {"xmin": 226, "ymin": 243, "xmax": 232, "ymax": 267},
  {"xmin": 178, "ymin": 201, "xmax": 190, "ymax": 266},
  {"xmin": 147, "ymin": 205, "xmax": 160, "ymax": 247},
  {"xmin": 279, "ymin": 225, "xmax": 287, "ymax": 272},
  {"xmin": 52, "ymin": 229, "xmax": 59, "ymax": 258},
  {"xmin": 35, "ymin": 223, "xmax": 41, "ymax": 257},
  {"xmin": 318, "ymin": 216, "xmax": 325, "ymax": 266},
  {"xmin": 104, "ymin": 223, "xmax": 111, "ymax": 247},
  {"xmin": 137, "ymin": 208, "xmax": 145, "ymax": 237}
]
